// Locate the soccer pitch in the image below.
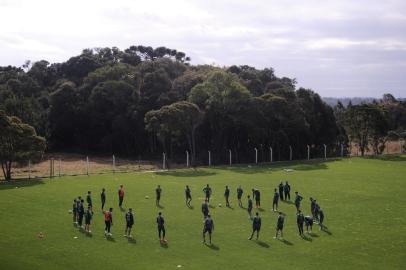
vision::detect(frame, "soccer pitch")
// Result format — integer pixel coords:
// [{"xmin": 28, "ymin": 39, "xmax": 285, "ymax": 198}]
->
[{"xmin": 0, "ymin": 156, "xmax": 405, "ymax": 270}]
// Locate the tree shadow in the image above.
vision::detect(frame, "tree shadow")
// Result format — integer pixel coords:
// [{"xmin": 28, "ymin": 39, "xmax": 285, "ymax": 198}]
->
[
  {"xmin": 363, "ymin": 155, "xmax": 406, "ymax": 162},
  {"xmin": 256, "ymin": 240, "xmax": 270, "ymax": 248},
  {"xmin": 0, "ymin": 178, "xmax": 45, "ymax": 190},
  {"xmin": 155, "ymin": 170, "xmax": 217, "ymax": 177},
  {"xmin": 206, "ymin": 243, "xmax": 220, "ymax": 250}
]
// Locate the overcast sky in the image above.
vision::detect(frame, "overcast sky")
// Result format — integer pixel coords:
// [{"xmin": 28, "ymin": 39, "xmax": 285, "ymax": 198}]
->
[{"xmin": 1, "ymin": 0, "xmax": 405, "ymax": 97}]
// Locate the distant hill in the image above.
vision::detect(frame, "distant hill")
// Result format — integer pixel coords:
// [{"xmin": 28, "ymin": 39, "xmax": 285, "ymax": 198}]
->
[{"xmin": 322, "ymin": 97, "xmax": 377, "ymax": 107}]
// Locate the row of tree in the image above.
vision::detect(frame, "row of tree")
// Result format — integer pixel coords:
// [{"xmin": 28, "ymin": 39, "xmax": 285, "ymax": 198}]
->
[{"xmin": 1, "ymin": 45, "xmax": 405, "ymax": 179}]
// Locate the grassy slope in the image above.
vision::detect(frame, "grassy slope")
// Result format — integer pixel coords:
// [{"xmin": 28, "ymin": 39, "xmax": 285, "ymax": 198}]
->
[{"xmin": 0, "ymin": 156, "xmax": 405, "ymax": 270}]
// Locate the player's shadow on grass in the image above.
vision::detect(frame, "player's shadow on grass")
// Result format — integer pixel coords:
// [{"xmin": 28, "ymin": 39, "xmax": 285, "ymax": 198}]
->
[
  {"xmin": 157, "ymin": 205, "xmax": 165, "ymax": 209},
  {"xmin": 187, "ymin": 205, "xmax": 194, "ymax": 210},
  {"xmin": 256, "ymin": 240, "xmax": 270, "ymax": 248},
  {"xmin": 0, "ymin": 179, "xmax": 45, "ymax": 190},
  {"xmin": 278, "ymin": 238, "xmax": 293, "ymax": 246},
  {"xmin": 257, "ymin": 208, "xmax": 265, "ymax": 212},
  {"xmin": 160, "ymin": 242, "xmax": 168, "ymax": 248},
  {"xmin": 308, "ymin": 232, "xmax": 319, "ymax": 237},
  {"xmin": 301, "ymin": 234, "xmax": 312, "ymax": 242},
  {"xmin": 226, "ymin": 206, "xmax": 234, "ymax": 210},
  {"xmin": 127, "ymin": 238, "xmax": 136, "ymax": 244},
  {"xmin": 364, "ymin": 155, "xmax": 406, "ymax": 162},
  {"xmin": 206, "ymin": 243, "xmax": 220, "ymax": 251},
  {"xmin": 281, "ymin": 200, "xmax": 294, "ymax": 205},
  {"xmin": 155, "ymin": 170, "xmax": 217, "ymax": 177},
  {"xmin": 85, "ymin": 232, "xmax": 93, "ymax": 238},
  {"xmin": 321, "ymin": 227, "xmax": 332, "ymax": 235},
  {"xmin": 209, "ymin": 205, "xmax": 216, "ymax": 209},
  {"xmin": 119, "ymin": 207, "xmax": 126, "ymax": 212},
  {"xmin": 106, "ymin": 236, "xmax": 115, "ymax": 242}
]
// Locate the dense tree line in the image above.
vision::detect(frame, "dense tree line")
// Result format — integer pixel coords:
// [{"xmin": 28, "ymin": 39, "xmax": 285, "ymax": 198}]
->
[{"xmin": 0, "ymin": 45, "xmax": 405, "ymax": 166}]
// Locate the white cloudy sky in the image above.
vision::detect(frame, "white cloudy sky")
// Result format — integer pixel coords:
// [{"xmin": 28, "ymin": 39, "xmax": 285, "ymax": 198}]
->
[{"xmin": 1, "ymin": 0, "xmax": 405, "ymax": 97}]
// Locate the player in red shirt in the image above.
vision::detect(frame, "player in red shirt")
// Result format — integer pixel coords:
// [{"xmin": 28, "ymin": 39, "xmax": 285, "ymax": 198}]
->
[
  {"xmin": 104, "ymin": 208, "xmax": 113, "ymax": 236},
  {"xmin": 118, "ymin": 185, "xmax": 125, "ymax": 208}
]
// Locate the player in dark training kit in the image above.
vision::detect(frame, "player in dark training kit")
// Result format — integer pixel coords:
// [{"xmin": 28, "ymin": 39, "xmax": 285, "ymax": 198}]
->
[
  {"xmin": 318, "ymin": 208, "xmax": 325, "ymax": 230},
  {"xmin": 201, "ymin": 200, "xmax": 209, "ymax": 218},
  {"xmin": 156, "ymin": 212, "xmax": 166, "ymax": 243},
  {"xmin": 237, "ymin": 185, "xmax": 243, "ymax": 208},
  {"xmin": 156, "ymin": 185, "xmax": 162, "ymax": 206},
  {"xmin": 310, "ymin": 197, "xmax": 316, "ymax": 217},
  {"xmin": 296, "ymin": 210, "xmax": 304, "ymax": 236},
  {"xmin": 249, "ymin": 212, "xmax": 261, "ymax": 240},
  {"xmin": 77, "ymin": 199, "xmax": 85, "ymax": 228},
  {"xmin": 273, "ymin": 188, "xmax": 279, "ymax": 211},
  {"xmin": 72, "ymin": 199, "xmax": 78, "ymax": 224},
  {"xmin": 278, "ymin": 182, "xmax": 284, "ymax": 201},
  {"xmin": 294, "ymin": 191, "xmax": 303, "ymax": 213},
  {"xmin": 86, "ymin": 191, "xmax": 92, "ymax": 209},
  {"xmin": 254, "ymin": 189, "xmax": 261, "ymax": 208},
  {"xmin": 101, "ymin": 188, "xmax": 106, "ymax": 210},
  {"xmin": 185, "ymin": 185, "xmax": 192, "ymax": 207},
  {"xmin": 284, "ymin": 181, "xmax": 291, "ymax": 201},
  {"xmin": 203, "ymin": 215, "xmax": 214, "ymax": 244},
  {"xmin": 124, "ymin": 208, "xmax": 134, "ymax": 238},
  {"xmin": 118, "ymin": 185, "xmax": 125, "ymax": 208},
  {"xmin": 274, "ymin": 212, "xmax": 285, "ymax": 239},
  {"xmin": 84, "ymin": 206, "xmax": 93, "ymax": 233},
  {"xmin": 247, "ymin": 195, "xmax": 253, "ymax": 219},
  {"xmin": 203, "ymin": 184, "xmax": 212, "ymax": 203},
  {"xmin": 304, "ymin": 215, "xmax": 313, "ymax": 233},
  {"xmin": 104, "ymin": 208, "xmax": 113, "ymax": 236},
  {"xmin": 224, "ymin": 186, "xmax": 230, "ymax": 207}
]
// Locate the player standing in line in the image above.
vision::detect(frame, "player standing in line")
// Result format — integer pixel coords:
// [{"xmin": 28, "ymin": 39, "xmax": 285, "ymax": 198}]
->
[
  {"xmin": 296, "ymin": 210, "xmax": 305, "ymax": 236},
  {"xmin": 77, "ymin": 199, "xmax": 85, "ymax": 228},
  {"xmin": 124, "ymin": 208, "xmax": 134, "ymax": 238},
  {"xmin": 118, "ymin": 185, "xmax": 125, "ymax": 208},
  {"xmin": 224, "ymin": 186, "xmax": 230, "ymax": 207},
  {"xmin": 202, "ymin": 215, "xmax": 214, "ymax": 245},
  {"xmin": 254, "ymin": 189, "xmax": 261, "ymax": 208},
  {"xmin": 156, "ymin": 185, "xmax": 162, "ymax": 206},
  {"xmin": 104, "ymin": 208, "xmax": 113, "ymax": 236},
  {"xmin": 304, "ymin": 215, "xmax": 313, "ymax": 233},
  {"xmin": 201, "ymin": 199, "xmax": 209, "ymax": 218},
  {"xmin": 86, "ymin": 191, "xmax": 92, "ymax": 209},
  {"xmin": 185, "ymin": 185, "xmax": 192, "ymax": 207},
  {"xmin": 203, "ymin": 184, "xmax": 212, "ymax": 203},
  {"xmin": 76, "ymin": 196, "xmax": 82, "ymax": 222},
  {"xmin": 314, "ymin": 200, "xmax": 320, "ymax": 221},
  {"xmin": 156, "ymin": 212, "xmax": 166, "ymax": 243},
  {"xmin": 294, "ymin": 191, "xmax": 303, "ymax": 213},
  {"xmin": 247, "ymin": 195, "xmax": 253, "ymax": 219},
  {"xmin": 310, "ymin": 197, "xmax": 316, "ymax": 217},
  {"xmin": 84, "ymin": 206, "xmax": 93, "ymax": 233},
  {"xmin": 72, "ymin": 199, "xmax": 78, "ymax": 224},
  {"xmin": 273, "ymin": 188, "xmax": 279, "ymax": 211},
  {"xmin": 101, "ymin": 188, "xmax": 106, "ymax": 211},
  {"xmin": 248, "ymin": 212, "xmax": 261, "ymax": 240},
  {"xmin": 274, "ymin": 212, "xmax": 285, "ymax": 239},
  {"xmin": 237, "ymin": 185, "xmax": 243, "ymax": 208},
  {"xmin": 278, "ymin": 182, "xmax": 284, "ymax": 201},
  {"xmin": 284, "ymin": 181, "xmax": 291, "ymax": 201},
  {"xmin": 318, "ymin": 208, "xmax": 325, "ymax": 230}
]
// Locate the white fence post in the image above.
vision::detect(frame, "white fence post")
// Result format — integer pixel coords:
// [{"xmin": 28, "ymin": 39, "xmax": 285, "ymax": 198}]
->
[
  {"xmin": 324, "ymin": 144, "xmax": 327, "ymax": 160},
  {"xmin": 208, "ymin": 151, "xmax": 211, "ymax": 166},
  {"xmin": 289, "ymin": 146, "xmax": 292, "ymax": 161},
  {"xmin": 341, "ymin": 143, "xmax": 344, "ymax": 157},
  {"xmin": 186, "ymin": 151, "xmax": 189, "ymax": 167},
  {"xmin": 162, "ymin": 153, "xmax": 166, "ymax": 170},
  {"xmin": 270, "ymin": 147, "xmax": 273, "ymax": 163},
  {"xmin": 254, "ymin": 148, "xmax": 258, "ymax": 164},
  {"xmin": 229, "ymin": 149, "xmax": 232, "ymax": 165},
  {"xmin": 28, "ymin": 160, "xmax": 31, "ymax": 179},
  {"xmin": 86, "ymin": 156, "xmax": 89, "ymax": 175},
  {"xmin": 112, "ymin": 155, "xmax": 116, "ymax": 173},
  {"xmin": 59, "ymin": 158, "xmax": 61, "ymax": 177},
  {"xmin": 307, "ymin": 145, "xmax": 310, "ymax": 160}
]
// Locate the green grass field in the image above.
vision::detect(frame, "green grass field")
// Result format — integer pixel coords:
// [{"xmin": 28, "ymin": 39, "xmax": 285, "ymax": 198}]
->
[{"xmin": 0, "ymin": 156, "xmax": 405, "ymax": 270}]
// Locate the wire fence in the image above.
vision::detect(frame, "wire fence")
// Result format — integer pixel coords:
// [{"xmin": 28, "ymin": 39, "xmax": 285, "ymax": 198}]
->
[{"xmin": 1, "ymin": 140, "xmax": 404, "ymax": 181}]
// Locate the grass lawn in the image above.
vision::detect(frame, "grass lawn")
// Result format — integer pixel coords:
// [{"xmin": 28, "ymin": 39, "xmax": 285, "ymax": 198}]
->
[{"xmin": 0, "ymin": 156, "xmax": 405, "ymax": 270}]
